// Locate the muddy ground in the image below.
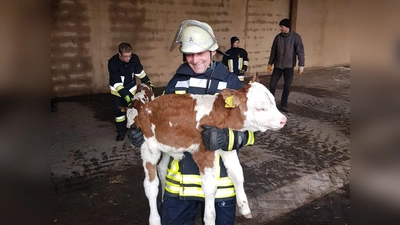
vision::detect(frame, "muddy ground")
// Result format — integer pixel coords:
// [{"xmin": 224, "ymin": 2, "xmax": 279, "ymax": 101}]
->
[{"xmin": 52, "ymin": 167, "xmax": 349, "ymax": 225}]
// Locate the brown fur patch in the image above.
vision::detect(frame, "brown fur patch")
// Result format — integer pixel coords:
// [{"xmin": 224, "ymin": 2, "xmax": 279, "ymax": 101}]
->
[{"xmin": 145, "ymin": 162, "xmax": 157, "ymax": 182}]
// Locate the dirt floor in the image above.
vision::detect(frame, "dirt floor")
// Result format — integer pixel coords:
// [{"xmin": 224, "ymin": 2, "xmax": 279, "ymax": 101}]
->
[
  {"xmin": 51, "ymin": 166, "xmax": 350, "ymax": 225},
  {"xmin": 51, "ymin": 67, "xmax": 350, "ymax": 225}
]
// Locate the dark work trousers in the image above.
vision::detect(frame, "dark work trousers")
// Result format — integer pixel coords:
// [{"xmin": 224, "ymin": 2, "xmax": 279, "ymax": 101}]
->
[
  {"xmin": 269, "ymin": 67, "xmax": 294, "ymax": 108},
  {"xmin": 161, "ymin": 195, "xmax": 236, "ymax": 225},
  {"xmin": 112, "ymin": 95, "xmax": 127, "ymax": 134}
]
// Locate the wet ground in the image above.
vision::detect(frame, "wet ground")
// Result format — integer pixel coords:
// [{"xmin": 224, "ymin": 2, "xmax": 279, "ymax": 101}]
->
[{"xmin": 51, "ymin": 66, "xmax": 350, "ymax": 224}]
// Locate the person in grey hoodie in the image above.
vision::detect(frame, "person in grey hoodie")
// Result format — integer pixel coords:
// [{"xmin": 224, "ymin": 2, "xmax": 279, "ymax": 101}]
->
[{"xmin": 267, "ymin": 18, "xmax": 305, "ymax": 113}]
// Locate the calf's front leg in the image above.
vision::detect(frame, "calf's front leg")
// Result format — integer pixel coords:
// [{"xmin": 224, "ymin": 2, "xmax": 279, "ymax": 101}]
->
[
  {"xmin": 218, "ymin": 150, "xmax": 252, "ymax": 218},
  {"xmin": 200, "ymin": 166, "xmax": 217, "ymax": 225}
]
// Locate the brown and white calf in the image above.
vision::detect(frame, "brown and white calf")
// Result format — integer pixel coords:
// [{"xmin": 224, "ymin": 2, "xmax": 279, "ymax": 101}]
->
[{"xmin": 128, "ymin": 74, "xmax": 287, "ymax": 225}]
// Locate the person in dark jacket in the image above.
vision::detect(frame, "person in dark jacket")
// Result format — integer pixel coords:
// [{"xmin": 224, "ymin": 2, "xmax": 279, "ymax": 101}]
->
[
  {"xmin": 267, "ymin": 18, "xmax": 305, "ymax": 113},
  {"xmin": 127, "ymin": 20, "xmax": 255, "ymax": 225},
  {"xmin": 108, "ymin": 42, "xmax": 154, "ymax": 141},
  {"xmin": 222, "ymin": 36, "xmax": 249, "ymax": 82}
]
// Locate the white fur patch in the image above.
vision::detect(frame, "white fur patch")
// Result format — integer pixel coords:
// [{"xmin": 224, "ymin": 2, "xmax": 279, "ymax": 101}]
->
[
  {"xmin": 192, "ymin": 95, "xmax": 216, "ymax": 129},
  {"xmin": 146, "ymin": 108, "xmax": 152, "ymax": 114},
  {"xmin": 126, "ymin": 108, "xmax": 138, "ymax": 128}
]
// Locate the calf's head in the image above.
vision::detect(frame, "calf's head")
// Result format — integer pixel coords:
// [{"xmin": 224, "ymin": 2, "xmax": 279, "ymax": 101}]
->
[
  {"xmin": 221, "ymin": 74, "xmax": 287, "ymax": 132},
  {"xmin": 126, "ymin": 83, "xmax": 155, "ymax": 128}
]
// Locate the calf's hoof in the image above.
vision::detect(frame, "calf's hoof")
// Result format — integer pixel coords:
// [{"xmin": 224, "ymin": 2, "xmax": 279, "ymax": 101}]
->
[{"xmin": 243, "ymin": 213, "xmax": 253, "ymax": 218}]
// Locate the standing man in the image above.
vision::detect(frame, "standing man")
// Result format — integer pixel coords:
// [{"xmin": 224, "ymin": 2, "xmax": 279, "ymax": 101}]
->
[
  {"xmin": 108, "ymin": 42, "xmax": 154, "ymax": 141},
  {"xmin": 127, "ymin": 20, "xmax": 255, "ymax": 225},
  {"xmin": 267, "ymin": 18, "xmax": 305, "ymax": 113},
  {"xmin": 222, "ymin": 36, "xmax": 249, "ymax": 82}
]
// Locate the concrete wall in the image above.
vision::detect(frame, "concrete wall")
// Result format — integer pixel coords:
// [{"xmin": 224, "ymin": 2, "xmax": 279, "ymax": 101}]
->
[
  {"xmin": 297, "ymin": 0, "xmax": 350, "ymax": 68},
  {"xmin": 51, "ymin": 0, "xmax": 349, "ymax": 98}
]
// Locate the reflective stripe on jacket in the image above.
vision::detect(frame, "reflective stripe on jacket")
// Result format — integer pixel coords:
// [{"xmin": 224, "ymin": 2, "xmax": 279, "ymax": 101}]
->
[{"xmin": 165, "ymin": 154, "xmax": 236, "ymax": 201}]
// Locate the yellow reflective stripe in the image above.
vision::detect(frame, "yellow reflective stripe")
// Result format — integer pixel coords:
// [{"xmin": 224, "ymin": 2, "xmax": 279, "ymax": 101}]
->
[
  {"xmin": 165, "ymin": 180, "xmax": 181, "ymax": 194},
  {"xmin": 238, "ymin": 57, "xmax": 243, "ymax": 70},
  {"xmin": 115, "ymin": 115, "xmax": 126, "ymax": 122},
  {"xmin": 112, "ymin": 82, "xmax": 123, "ymax": 89},
  {"xmin": 180, "ymin": 186, "xmax": 235, "ymax": 198},
  {"xmin": 129, "ymin": 85, "xmax": 137, "ymax": 96},
  {"xmin": 217, "ymin": 176, "xmax": 235, "ymax": 187},
  {"xmin": 228, "ymin": 59, "xmax": 233, "ymax": 72},
  {"xmin": 180, "ymin": 187, "xmax": 204, "ymax": 197},
  {"xmin": 175, "ymin": 90, "xmax": 186, "ymax": 94},
  {"xmin": 244, "ymin": 60, "xmax": 249, "ymax": 66},
  {"xmin": 111, "ymin": 90, "xmax": 121, "ymax": 97},
  {"xmin": 166, "ymin": 183, "xmax": 235, "ymax": 199},
  {"xmin": 245, "ymin": 131, "xmax": 255, "ymax": 146},
  {"xmin": 165, "ymin": 155, "xmax": 236, "ymax": 199},
  {"xmin": 111, "ymin": 84, "xmax": 137, "ymax": 97},
  {"xmin": 182, "ymin": 175, "xmax": 202, "ymax": 185},
  {"xmin": 170, "ymin": 159, "xmax": 180, "ymax": 171},
  {"xmin": 166, "ymin": 182, "xmax": 236, "ymax": 198},
  {"xmin": 216, "ymin": 187, "xmax": 235, "ymax": 198},
  {"xmin": 238, "ymin": 75, "xmax": 244, "ymax": 81},
  {"xmin": 166, "ymin": 160, "xmax": 181, "ymax": 182},
  {"xmin": 228, "ymin": 128, "xmax": 234, "ymax": 151},
  {"xmin": 166, "ymin": 171, "xmax": 182, "ymax": 183},
  {"xmin": 116, "ymin": 85, "xmax": 124, "ymax": 91},
  {"xmin": 136, "ymin": 70, "xmax": 146, "ymax": 79}
]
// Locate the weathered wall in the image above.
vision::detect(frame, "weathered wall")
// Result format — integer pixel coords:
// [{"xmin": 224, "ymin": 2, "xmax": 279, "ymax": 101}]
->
[
  {"xmin": 297, "ymin": 0, "xmax": 350, "ymax": 68},
  {"xmin": 51, "ymin": 0, "xmax": 349, "ymax": 98}
]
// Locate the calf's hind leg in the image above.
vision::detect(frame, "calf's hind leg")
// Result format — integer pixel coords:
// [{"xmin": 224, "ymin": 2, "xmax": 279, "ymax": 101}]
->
[{"xmin": 141, "ymin": 145, "xmax": 162, "ymax": 225}]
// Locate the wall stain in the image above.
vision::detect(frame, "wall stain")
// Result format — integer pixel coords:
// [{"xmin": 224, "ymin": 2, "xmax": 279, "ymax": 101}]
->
[{"xmin": 51, "ymin": 0, "xmax": 93, "ymax": 97}]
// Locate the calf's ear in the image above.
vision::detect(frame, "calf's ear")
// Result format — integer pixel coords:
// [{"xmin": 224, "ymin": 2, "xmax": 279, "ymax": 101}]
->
[
  {"xmin": 220, "ymin": 89, "xmax": 235, "ymax": 108},
  {"xmin": 220, "ymin": 89, "xmax": 242, "ymax": 108}
]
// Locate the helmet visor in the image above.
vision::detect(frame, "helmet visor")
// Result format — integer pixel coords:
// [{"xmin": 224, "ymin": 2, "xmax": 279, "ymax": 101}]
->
[{"xmin": 169, "ymin": 20, "xmax": 217, "ymax": 52}]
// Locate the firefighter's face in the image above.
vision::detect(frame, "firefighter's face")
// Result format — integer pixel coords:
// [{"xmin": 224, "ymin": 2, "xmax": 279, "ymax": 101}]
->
[
  {"xmin": 185, "ymin": 51, "xmax": 216, "ymax": 74},
  {"xmin": 119, "ymin": 51, "xmax": 132, "ymax": 63}
]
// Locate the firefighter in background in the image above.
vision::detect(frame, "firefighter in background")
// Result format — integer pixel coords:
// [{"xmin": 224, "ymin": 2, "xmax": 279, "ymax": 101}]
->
[
  {"xmin": 108, "ymin": 42, "xmax": 154, "ymax": 141},
  {"xmin": 222, "ymin": 36, "xmax": 249, "ymax": 82}
]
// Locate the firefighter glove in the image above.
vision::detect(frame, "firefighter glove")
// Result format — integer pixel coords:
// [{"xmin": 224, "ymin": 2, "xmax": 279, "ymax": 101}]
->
[
  {"xmin": 201, "ymin": 125, "xmax": 230, "ymax": 151},
  {"xmin": 124, "ymin": 95, "xmax": 132, "ymax": 107},
  {"xmin": 127, "ymin": 124, "xmax": 144, "ymax": 147},
  {"xmin": 147, "ymin": 80, "xmax": 155, "ymax": 90},
  {"xmin": 267, "ymin": 65, "xmax": 273, "ymax": 73}
]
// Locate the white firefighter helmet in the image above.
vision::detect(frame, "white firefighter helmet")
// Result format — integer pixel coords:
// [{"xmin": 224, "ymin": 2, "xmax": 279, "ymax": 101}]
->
[{"xmin": 169, "ymin": 20, "xmax": 218, "ymax": 54}]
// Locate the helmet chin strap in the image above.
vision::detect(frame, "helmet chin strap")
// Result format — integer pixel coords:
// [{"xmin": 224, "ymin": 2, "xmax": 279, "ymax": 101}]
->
[
  {"xmin": 205, "ymin": 51, "xmax": 215, "ymax": 94},
  {"xmin": 209, "ymin": 51, "xmax": 213, "ymax": 68}
]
